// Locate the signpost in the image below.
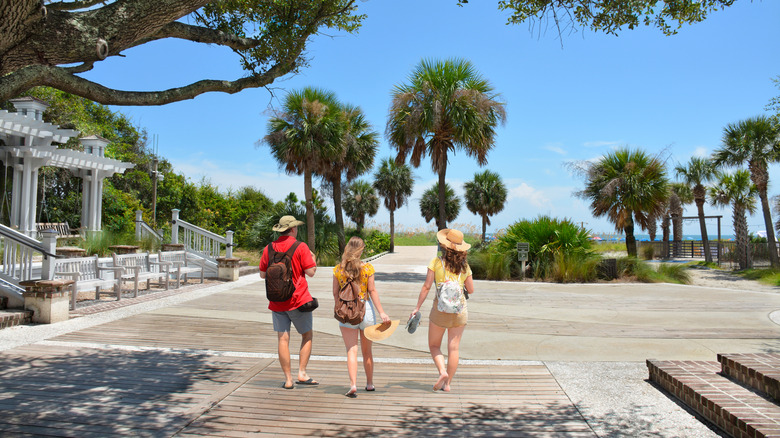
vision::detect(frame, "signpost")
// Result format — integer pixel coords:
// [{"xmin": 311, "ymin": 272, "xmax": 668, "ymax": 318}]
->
[{"xmin": 517, "ymin": 242, "xmax": 529, "ymax": 278}]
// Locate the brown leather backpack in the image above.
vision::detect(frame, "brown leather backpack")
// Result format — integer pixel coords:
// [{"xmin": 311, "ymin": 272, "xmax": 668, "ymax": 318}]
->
[
  {"xmin": 334, "ymin": 279, "xmax": 365, "ymax": 325},
  {"xmin": 264, "ymin": 241, "xmax": 301, "ymax": 302}
]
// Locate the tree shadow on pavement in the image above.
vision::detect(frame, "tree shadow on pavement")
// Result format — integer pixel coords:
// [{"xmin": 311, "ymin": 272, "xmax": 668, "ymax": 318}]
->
[{"xmin": 0, "ymin": 348, "xmax": 228, "ymax": 436}]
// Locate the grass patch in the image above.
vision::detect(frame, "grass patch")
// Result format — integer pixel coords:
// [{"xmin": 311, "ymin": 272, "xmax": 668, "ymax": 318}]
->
[
  {"xmin": 733, "ymin": 268, "xmax": 780, "ymax": 286},
  {"xmin": 233, "ymin": 248, "xmax": 261, "ymax": 266},
  {"xmin": 591, "ymin": 242, "xmax": 627, "ymax": 254},
  {"xmin": 615, "ymin": 257, "xmax": 691, "ymax": 284}
]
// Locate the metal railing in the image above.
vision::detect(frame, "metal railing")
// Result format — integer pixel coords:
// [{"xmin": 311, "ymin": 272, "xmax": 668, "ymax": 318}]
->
[{"xmin": 170, "ymin": 209, "xmax": 232, "ymax": 261}]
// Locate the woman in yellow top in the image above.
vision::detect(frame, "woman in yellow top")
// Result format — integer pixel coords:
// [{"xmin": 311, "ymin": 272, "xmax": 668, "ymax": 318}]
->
[
  {"xmin": 332, "ymin": 236, "xmax": 391, "ymax": 398},
  {"xmin": 410, "ymin": 228, "xmax": 475, "ymax": 392}
]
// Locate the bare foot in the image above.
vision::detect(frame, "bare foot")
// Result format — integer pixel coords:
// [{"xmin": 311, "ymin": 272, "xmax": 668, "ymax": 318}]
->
[
  {"xmin": 441, "ymin": 383, "xmax": 451, "ymax": 392},
  {"xmin": 433, "ymin": 372, "xmax": 449, "ymax": 391}
]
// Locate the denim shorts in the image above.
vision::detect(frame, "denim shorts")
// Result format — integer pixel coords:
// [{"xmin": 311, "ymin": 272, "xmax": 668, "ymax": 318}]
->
[
  {"xmin": 272, "ymin": 309, "xmax": 313, "ymax": 334},
  {"xmin": 338, "ymin": 299, "xmax": 377, "ymax": 330}
]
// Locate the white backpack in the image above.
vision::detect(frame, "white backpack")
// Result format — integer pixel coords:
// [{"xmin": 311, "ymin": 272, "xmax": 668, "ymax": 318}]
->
[{"xmin": 435, "ymin": 259, "xmax": 465, "ymax": 314}]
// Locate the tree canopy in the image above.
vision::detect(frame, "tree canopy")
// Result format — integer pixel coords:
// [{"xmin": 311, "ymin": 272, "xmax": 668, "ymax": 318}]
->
[
  {"xmin": 471, "ymin": 0, "xmax": 735, "ymax": 36},
  {"xmin": 0, "ymin": 0, "xmax": 363, "ymax": 105}
]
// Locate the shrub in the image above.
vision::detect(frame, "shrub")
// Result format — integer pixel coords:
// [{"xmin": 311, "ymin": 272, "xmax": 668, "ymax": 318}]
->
[
  {"xmin": 640, "ymin": 244, "xmax": 655, "ymax": 260},
  {"xmin": 496, "ymin": 215, "xmax": 592, "ymax": 279},
  {"xmin": 550, "ymin": 251, "xmax": 601, "ymax": 283},
  {"xmin": 363, "ymin": 230, "xmax": 391, "ymax": 257}
]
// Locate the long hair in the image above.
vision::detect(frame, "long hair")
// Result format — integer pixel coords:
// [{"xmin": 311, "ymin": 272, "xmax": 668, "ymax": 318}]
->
[
  {"xmin": 340, "ymin": 236, "xmax": 365, "ymax": 284},
  {"xmin": 441, "ymin": 247, "xmax": 468, "ymax": 275}
]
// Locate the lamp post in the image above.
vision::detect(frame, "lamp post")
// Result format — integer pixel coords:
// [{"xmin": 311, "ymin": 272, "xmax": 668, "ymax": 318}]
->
[{"xmin": 151, "ymin": 158, "xmax": 159, "ymax": 226}]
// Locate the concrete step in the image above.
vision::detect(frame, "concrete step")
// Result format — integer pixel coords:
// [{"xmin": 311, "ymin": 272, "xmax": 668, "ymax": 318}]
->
[
  {"xmin": 238, "ymin": 260, "xmax": 258, "ymax": 277},
  {"xmin": 647, "ymin": 358, "xmax": 780, "ymax": 438},
  {"xmin": 0, "ymin": 309, "xmax": 32, "ymax": 329},
  {"xmin": 719, "ymin": 353, "xmax": 780, "ymax": 404}
]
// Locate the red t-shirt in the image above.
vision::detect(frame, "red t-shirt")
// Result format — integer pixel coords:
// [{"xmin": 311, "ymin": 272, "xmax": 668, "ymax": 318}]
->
[{"xmin": 259, "ymin": 236, "xmax": 316, "ymax": 312}]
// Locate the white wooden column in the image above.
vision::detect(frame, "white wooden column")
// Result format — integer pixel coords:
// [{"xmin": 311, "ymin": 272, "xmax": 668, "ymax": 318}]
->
[
  {"xmin": 10, "ymin": 161, "xmax": 21, "ymax": 230},
  {"xmin": 19, "ymin": 151, "xmax": 33, "ymax": 236},
  {"xmin": 81, "ymin": 171, "xmax": 91, "ymax": 231},
  {"xmin": 89, "ymin": 170, "xmax": 100, "ymax": 231}
]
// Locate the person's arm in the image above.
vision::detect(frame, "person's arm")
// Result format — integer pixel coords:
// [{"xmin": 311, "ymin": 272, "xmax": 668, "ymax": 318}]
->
[
  {"xmin": 332, "ymin": 275, "xmax": 340, "ymax": 300},
  {"xmin": 411, "ymin": 268, "xmax": 435, "ymax": 318},
  {"xmin": 304, "ymin": 250, "xmax": 317, "ymax": 277},
  {"xmin": 366, "ymin": 275, "xmax": 390, "ymax": 323},
  {"xmin": 464, "ymin": 275, "xmax": 474, "ymax": 296}
]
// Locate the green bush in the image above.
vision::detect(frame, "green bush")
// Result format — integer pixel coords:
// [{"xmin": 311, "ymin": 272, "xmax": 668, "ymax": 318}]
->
[
  {"xmin": 656, "ymin": 263, "xmax": 691, "ymax": 284},
  {"xmin": 496, "ymin": 215, "xmax": 592, "ymax": 279},
  {"xmin": 363, "ymin": 230, "xmax": 391, "ymax": 257}
]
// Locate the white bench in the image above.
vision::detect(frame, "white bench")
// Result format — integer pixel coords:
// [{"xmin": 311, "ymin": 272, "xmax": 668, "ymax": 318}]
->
[
  {"xmin": 111, "ymin": 252, "xmax": 170, "ymax": 296},
  {"xmin": 36, "ymin": 222, "xmax": 82, "ymax": 239},
  {"xmin": 54, "ymin": 255, "xmax": 122, "ymax": 310},
  {"xmin": 158, "ymin": 250, "xmax": 205, "ymax": 288}
]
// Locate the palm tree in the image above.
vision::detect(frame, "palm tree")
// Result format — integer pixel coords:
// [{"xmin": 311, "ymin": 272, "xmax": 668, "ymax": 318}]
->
[
  {"xmin": 342, "ymin": 180, "xmax": 378, "ymax": 234},
  {"xmin": 464, "ymin": 170, "xmax": 507, "ymax": 242},
  {"xmin": 320, "ymin": 103, "xmax": 378, "ymax": 253},
  {"xmin": 262, "ymin": 87, "xmax": 343, "ymax": 251},
  {"xmin": 577, "ymin": 148, "xmax": 669, "ymax": 257},
  {"xmin": 373, "ymin": 158, "xmax": 414, "ymax": 253},
  {"xmin": 419, "ymin": 182, "xmax": 460, "ymax": 228},
  {"xmin": 713, "ymin": 116, "xmax": 780, "ymax": 267},
  {"xmin": 662, "ymin": 183, "xmax": 693, "ymax": 258},
  {"xmin": 675, "ymin": 157, "xmax": 716, "ymax": 262},
  {"xmin": 709, "ymin": 170, "xmax": 757, "ymax": 269},
  {"xmin": 387, "ymin": 58, "xmax": 506, "ymax": 230}
]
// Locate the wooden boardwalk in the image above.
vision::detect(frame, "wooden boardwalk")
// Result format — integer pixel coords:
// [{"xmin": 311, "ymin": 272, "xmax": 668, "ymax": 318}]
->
[{"xmin": 0, "ymin": 337, "xmax": 593, "ymax": 437}]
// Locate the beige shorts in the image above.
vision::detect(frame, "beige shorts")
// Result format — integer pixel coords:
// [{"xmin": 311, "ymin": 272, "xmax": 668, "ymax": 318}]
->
[{"xmin": 429, "ymin": 298, "xmax": 467, "ymax": 328}]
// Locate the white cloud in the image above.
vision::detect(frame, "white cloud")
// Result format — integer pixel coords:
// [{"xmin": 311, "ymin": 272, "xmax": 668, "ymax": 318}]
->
[
  {"xmin": 693, "ymin": 147, "xmax": 709, "ymax": 157},
  {"xmin": 543, "ymin": 143, "xmax": 567, "ymax": 155},
  {"xmin": 583, "ymin": 140, "xmax": 621, "ymax": 148},
  {"xmin": 508, "ymin": 182, "xmax": 550, "ymax": 209}
]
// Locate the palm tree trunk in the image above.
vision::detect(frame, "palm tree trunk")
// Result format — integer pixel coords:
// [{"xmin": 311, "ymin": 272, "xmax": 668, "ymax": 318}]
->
[
  {"xmin": 734, "ymin": 204, "xmax": 749, "ymax": 269},
  {"xmin": 696, "ymin": 196, "xmax": 712, "ymax": 263},
  {"xmin": 662, "ymin": 214, "xmax": 670, "ymax": 258},
  {"xmin": 437, "ymin": 159, "xmax": 447, "ymax": 231},
  {"xmin": 758, "ymin": 189, "xmax": 779, "ymax": 267},
  {"xmin": 389, "ymin": 209, "xmax": 395, "ymax": 253},
  {"xmin": 303, "ymin": 169, "xmax": 316, "ymax": 251},
  {"xmin": 332, "ymin": 177, "xmax": 345, "ymax": 253},
  {"xmin": 625, "ymin": 213, "xmax": 637, "ymax": 257},
  {"xmin": 482, "ymin": 215, "xmax": 487, "ymax": 242}
]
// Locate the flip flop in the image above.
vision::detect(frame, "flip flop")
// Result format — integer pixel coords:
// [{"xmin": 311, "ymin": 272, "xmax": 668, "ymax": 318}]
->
[
  {"xmin": 296, "ymin": 378, "xmax": 319, "ymax": 386},
  {"xmin": 345, "ymin": 391, "xmax": 357, "ymax": 398},
  {"xmin": 365, "ymin": 386, "xmax": 375, "ymax": 392},
  {"xmin": 406, "ymin": 312, "xmax": 421, "ymax": 334},
  {"xmin": 281, "ymin": 383, "xmax": 294, "ymax": 390}
]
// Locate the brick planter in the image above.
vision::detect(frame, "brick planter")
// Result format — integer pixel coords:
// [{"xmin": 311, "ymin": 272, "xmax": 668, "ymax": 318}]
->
[
  {"xmin": 217, "ymin": 257, "xmax": 240, "ymax": 281},
  {"xmin": 20, "ymin": 279, "xmax": 74, "ymax": 324}
]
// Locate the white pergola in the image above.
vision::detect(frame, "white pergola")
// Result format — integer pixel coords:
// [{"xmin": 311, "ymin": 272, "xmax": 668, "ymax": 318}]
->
[{"xmin": 0, "ymin": 97, "xmax": 135, "ymax": 237}]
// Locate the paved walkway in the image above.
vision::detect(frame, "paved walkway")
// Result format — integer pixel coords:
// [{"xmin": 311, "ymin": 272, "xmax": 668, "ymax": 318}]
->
[{"xmin": 2, "ymin": 246, "xmax": 778, "ymax": 436}]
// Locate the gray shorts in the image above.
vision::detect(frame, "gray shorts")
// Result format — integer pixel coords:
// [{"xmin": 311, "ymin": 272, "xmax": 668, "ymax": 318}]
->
[{"xmin": 272, "ymin": 309, "xmax": 313, "ymax": 334}]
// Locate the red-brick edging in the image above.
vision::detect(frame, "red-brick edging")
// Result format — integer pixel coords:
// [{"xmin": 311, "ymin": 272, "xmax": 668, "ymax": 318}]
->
[
  {"xmin": 647, "ymin": 359, "xmax": 780, "ymax": 438},
  {"xmin": 719, "ymin": 353, "xmax": 780, "ymax": 405},
  {"xmin": 0, "ymin": 310, "xmax": 32, "ymax": 329}
]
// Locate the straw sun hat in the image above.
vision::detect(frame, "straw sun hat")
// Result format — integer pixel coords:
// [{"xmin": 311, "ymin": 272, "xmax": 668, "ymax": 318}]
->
[
  {"xmin": 272, "ymin": 215, "xmax": 304, "ymax": 232},
  {"xmin": 436, "ymin": 228, "xmax": 471, "ymax": 252},
  {"xmin": 363, "ymin": 320, "xmax": 400, "ymax": 342}
]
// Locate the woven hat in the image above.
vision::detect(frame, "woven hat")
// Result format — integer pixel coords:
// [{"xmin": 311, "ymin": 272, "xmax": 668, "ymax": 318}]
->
[
  {"xmin": 363, "ymin": 320, "xmax": 400, "ymax": 342},
  {"xmin": 436, "ymin": 229, "xmax": 471, "ymax": 252},
  {"xmin": 272, "ymin": 215, "xmax": 304, "ymax": 232}
]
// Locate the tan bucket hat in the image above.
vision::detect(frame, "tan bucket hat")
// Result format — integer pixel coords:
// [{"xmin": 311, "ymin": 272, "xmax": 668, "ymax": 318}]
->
[
  {"xmin": 272, "ymin": 215, "xmax": 304, "ymax": 232},
  {"xmin": 436, "ymin": 228, "xmax": 471, "ymax": 252},
  {"xmin": 363, "ymin": 320, "xmax": 400, "ymax": 342}
]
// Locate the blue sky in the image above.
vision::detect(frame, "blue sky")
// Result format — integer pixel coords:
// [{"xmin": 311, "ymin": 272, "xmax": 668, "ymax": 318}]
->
[{"xmin": 82, "ymin": 0, "xmax": 780, "ymax": 236}]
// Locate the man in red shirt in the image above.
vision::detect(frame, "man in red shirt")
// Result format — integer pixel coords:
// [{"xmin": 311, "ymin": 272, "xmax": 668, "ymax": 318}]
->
[{"xmin": 259, "ymin": 215, "xmax": 318, "ymax": 389}]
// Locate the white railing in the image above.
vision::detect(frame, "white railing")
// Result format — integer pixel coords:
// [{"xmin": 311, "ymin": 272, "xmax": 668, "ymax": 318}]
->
[
  {"xmin": 135, "ymin": 210, "xmax": 163, "ymax": 242},
  {"xmin": 170, "ymin": 209, "xmax": 233, "ymax": 261},
  {"xmin": 0, "ymin": 225, "xmax": 58, "ymax": 307}
]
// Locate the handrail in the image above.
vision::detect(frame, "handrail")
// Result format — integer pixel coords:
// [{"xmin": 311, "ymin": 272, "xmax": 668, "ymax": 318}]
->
[
  {"xmin": 170, "ymin": 209, "xmax": 233, "ymax": 260},
  {"xmin": 0, "ymin": 223, "xmax": 56, "ymax": 258},
  {"xmin": 134, "ymin": 211, "xmax": 163, "ymax": 242}
]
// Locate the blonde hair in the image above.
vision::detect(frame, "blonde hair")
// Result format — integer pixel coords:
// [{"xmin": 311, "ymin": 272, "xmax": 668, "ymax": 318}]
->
[
  {"xmin": 340, "ymin": 237, "xmax": 365, "ymax": 284},
  {"xmin": 441, "ymin": 247, "xmax": 468, "ymax": 275}
]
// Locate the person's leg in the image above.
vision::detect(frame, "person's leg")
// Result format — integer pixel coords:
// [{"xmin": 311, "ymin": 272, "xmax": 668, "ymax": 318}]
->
[
  {"xmin": 272, "ymin": 311, "xmax": 294, "ymax": 389},
  {"xmin": 277, "ymin": 331, "xmax": 293, "ymax": 388},
  {"xmin": 359, "ymin": 330, "xmax": 375, "ymax": 390},
  {"xmin": 289, "ymin": 310, "xmax": 317, "ymax": 384},
  {"xmin": 298, "ymin": 330, "xmax": 314, "ymax": 382},
  {"xmin": 340, "ymin": 326, "xmax": 360, "ymax": 397},
  {"xmin": 443, "ymin": 325, "xmax": 466, "ymax": 392},
  {"xmin": 428, "ymin": 322, "xmax": 448, "ymax": 391}
]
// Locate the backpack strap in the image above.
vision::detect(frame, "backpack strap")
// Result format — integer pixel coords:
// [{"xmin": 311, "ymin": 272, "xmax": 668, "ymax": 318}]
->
[{"xmin": 267, "ymin": 241, "xmax": 301, "ymax": 263}]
